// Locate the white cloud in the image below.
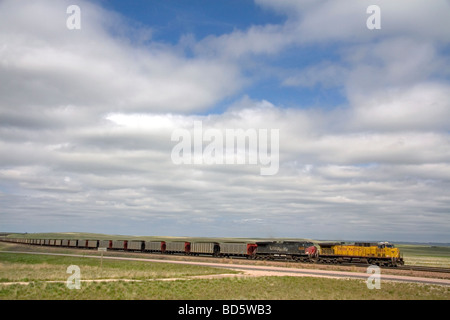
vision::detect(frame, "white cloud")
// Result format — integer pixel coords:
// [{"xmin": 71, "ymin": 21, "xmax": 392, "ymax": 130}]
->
[
  {"xmin": 0, "ymin": 0, "xmax": 449, "ymax": 242},
  {"xmin": 350, "ymin": 82, "xmax": 450, "ymax": 131},
  {"xmin": 282, "ymin": 61, "xmax": 349, "ymax": 88},
  {"xmin": 0, "ymin": 0, "xmax": 243, "ymax": 116},
  {"xmin": 256, "ymin": 0, "xmax": 450, "ymax": 43},
  {"xmin": 195, "ymin": 23, "xmax": 294, "ymax": 59}
]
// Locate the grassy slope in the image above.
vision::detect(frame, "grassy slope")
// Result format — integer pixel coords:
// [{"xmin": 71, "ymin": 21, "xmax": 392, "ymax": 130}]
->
[
  {"xmin": 0, "ymin": 250, "xmax": 449, "ymax": 300},
  {"xmin": 1, "ymin": 276, "xmax": 449, "ymax": 300},
  {"xmin": 0, "ymin": 251, "xmax": 234, "ymax": 283}
]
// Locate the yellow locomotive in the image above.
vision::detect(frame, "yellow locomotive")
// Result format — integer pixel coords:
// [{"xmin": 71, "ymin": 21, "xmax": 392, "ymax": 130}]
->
[{"xmin": 317, "ymin": 241, "xmax": 404, "ymax": 267}]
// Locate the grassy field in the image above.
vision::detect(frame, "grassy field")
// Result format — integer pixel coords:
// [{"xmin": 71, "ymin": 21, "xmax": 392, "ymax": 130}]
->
[
  {"xmin": 397, "ymin": 244, "xmax": 450, "ymax": 267},
  {"xmin": 0, "ymin": 245, "xmax": 449, "ymax": 300},
  {"xmin": 2, "ymin": 275, "xmax": 449, "ymax": 300},
  {"xmin": 0, "ymin": 251, "xmax": 234, "ymax": 282}
]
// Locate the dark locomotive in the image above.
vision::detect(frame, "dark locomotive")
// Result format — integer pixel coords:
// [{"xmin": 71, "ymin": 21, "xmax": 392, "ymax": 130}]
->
[{"xmin": 253, "ymin": 241, "xmax": 317, "ymax": 262}]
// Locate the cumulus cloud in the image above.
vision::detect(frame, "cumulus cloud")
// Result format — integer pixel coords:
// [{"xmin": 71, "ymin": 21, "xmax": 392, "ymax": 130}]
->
[
  {"xmin": 256, "ymin": 0, "xmax": 450, "ymax": 43},
  {"xmin": 0, "ymin": 0, "xmax": 242, "ymax": 117},
  {"xmin": 0, "ymin": 0, "xmax": 449, "ymax": 242}
]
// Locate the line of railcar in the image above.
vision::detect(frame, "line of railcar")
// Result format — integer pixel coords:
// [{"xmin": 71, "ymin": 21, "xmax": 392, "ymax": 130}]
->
[{"xmin": 0, "ymin": 237, "xmax": 404, "ymax": 266}]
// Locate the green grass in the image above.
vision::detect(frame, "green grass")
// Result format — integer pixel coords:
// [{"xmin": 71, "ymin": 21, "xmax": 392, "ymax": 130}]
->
[
  {"xmin": 0, "ymin": 252, "xmax": 234, "ymax": 283},
  {"xmin": 1, "ymin": 275, "xmax": 449, "ymax": 300},
  {"xmin": 0, "ymin": 249, "xmax": 449, "ymax": 300},
  {"xmin": 398, "ymin": 245, "xmax": 450, "ymax": 258},
  {"xmin": 397, "ymin": 245, "xmax": 450, "ymax": 267}
]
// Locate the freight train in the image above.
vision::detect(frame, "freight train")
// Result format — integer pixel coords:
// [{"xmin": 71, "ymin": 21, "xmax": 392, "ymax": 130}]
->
[{"xmin": 0, "ymin": 237, "xmax": 404, "ymax": 267}]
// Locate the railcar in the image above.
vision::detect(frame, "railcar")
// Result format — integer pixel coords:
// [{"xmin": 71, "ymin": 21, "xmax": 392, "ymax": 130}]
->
[
  {"xmin": 219, "ymin": 242, "xmax": 257, "ymax": 258},
  {"xmin": 190, "ymin": 242, "xmax": 220, "ymax": 256},
  {"xmin": 145, "ymin": 241, "xmax": 164, "ymax": 253},
  {"xmin": 128, "ymin": 240, "xmax": 145, "ymax": 252},
  {"xmin": 87, "ymin": 240, "xmax": 99, "ymax": 249},
  {"xmin": 111, "ymin": 240, "xmax": 128, "ymax": 251},
  {"xmin": 165, "ymin": 241, "xmax": 190, "ymax": 254},
  {"xmin": 99, "ymin": 240, "xmax": 112, "ymax": 249},
  {"xmin": 68, "ymin": 240, "xmax": 78, "ymax": 247},
  {"xmin": 77, "ymin": 239, "xmax": 87, "ymax": 248}
]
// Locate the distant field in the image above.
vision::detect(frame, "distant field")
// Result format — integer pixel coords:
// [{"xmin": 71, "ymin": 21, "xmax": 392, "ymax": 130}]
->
[
  {"xmin": 397, "ymin": 244, "xmax": 450, "ymax": 267},
  {"xmin": 0, "ymin": 250, "xmax": 449, "ymax": 300}
]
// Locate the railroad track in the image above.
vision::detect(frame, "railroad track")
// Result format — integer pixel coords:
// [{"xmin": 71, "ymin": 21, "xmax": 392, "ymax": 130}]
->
[
  {"xmin": 2, "ymin": 249, "xmax": 450, "ymax": 287},
  {"xmin": 335, "ymin": 263, "xmax": 450, "ymax": 274},
  {"xmin": 394, "ymin": 265, "xmax": 450, "ymax": 274}
]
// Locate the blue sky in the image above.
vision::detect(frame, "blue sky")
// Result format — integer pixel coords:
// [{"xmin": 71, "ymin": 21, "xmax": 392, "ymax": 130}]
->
[
  {"xmin": 101, "ymin": 0, "xmax": 285, "ymax": 41},
  {"xmin": 101, "ymin": 0, "xmax": 349, "ymax": 112},
  {"xmin": 1, "ymin": 0, "xmax": 450, "ymax": 242}
]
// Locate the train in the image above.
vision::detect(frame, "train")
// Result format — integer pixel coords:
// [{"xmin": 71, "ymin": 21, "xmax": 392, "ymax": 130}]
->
[{"xmin": 0, "ymin": 237, "xmax": 404, "ymax": 267}]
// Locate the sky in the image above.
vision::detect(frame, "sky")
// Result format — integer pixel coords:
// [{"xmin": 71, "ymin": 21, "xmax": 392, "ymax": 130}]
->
[{"xmin": 1, "ymin": 0, "xmax": 450, "ymax": 242}]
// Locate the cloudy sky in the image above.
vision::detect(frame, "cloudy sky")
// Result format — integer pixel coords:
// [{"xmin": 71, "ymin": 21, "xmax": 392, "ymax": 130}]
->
[{"xmin": 1, "ymin": 0, "xmax": 449, "ymax": 242}]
